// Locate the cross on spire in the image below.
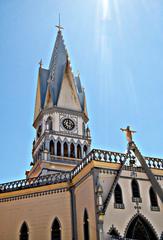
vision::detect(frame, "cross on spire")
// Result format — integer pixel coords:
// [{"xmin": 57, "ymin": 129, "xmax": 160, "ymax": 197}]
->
[{"xmin": 56, "ymin": 14, "xmax": 64, "ymax": 31}]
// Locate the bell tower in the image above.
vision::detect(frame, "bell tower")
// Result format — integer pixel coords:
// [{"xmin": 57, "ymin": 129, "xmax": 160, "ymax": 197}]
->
[{"xmin": 28, "ymin": 27, "xmax": 91, "ymax": 178}]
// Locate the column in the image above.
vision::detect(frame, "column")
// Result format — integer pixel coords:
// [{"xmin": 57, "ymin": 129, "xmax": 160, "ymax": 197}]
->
[
  {"xmin": 61, "ymin": 142, "xmax": 64, "ymax": 157},
  {"xmin": 74, "ymin": 144, "xmax": 77, "ymax": 158}
]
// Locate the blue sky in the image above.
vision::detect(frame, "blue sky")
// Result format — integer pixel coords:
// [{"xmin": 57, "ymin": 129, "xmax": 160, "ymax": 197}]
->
[{"xmin": 0, "ymin": 0, "xmax": 163, "ymax": 182}]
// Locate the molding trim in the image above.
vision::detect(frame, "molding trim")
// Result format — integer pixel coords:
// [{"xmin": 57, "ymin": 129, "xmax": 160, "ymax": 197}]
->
[{"xmin": 0, "ymin": 188, "xmax": 68, "ymax": 203}]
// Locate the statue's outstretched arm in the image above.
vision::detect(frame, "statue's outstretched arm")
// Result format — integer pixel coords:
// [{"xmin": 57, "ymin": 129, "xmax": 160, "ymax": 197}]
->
[
  {"xmin": 120, "ymin": 128, "xmax": 126, "ymax": 132},
  {"xmin": 131, "ymin": 130, "xmax": 136, "ymax": 133}
]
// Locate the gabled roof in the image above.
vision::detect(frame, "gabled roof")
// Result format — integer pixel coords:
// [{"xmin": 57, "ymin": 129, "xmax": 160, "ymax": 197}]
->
[
  {"xmin": 33, "ymin": 30, "xmax": 88, "ymax": 122},
  {"xmin": 102, "ymin": 142, "xmax": 163, "ymax": 214}
]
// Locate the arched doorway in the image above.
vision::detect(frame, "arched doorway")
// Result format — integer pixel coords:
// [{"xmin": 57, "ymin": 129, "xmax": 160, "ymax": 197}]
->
[{"xmin": 125, "ymin": 215, "xmax": 158, "ymax": 240}]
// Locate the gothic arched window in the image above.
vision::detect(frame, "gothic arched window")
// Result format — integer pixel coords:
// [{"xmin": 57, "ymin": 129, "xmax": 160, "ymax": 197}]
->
[
  {"xmin": 83, "ymin": 209, "xmax": 89, "ymax": 240},
  {"xmin": 50, "ymin": 140, "xmax": 55, "ymax": 155},
  {"xmin": 51, "ymin": 218, "xmax": 61, "ymax": 240},
  {"xmin": 114, "ymin": 184, "xmax": 124, "ymax": 208},
  {"xmin": 77, "ymin": 144, "xmax": 82, "ymax": 159},
  {"xmin": 20, "ymin": 222, "xmax": 28, "ymax": 240},
  {"xmin": 149, "ymin": 187, "xmax": 159, "ymax": 209},
  {"xmin": 132, "ymin": 179, "xmax": 140, "ymax": 199},
  {"xmin": 83, "ymin": 145, "xmax": 87, "ymax": 158},
  {"xmin": 64, "ymin": 142, "xmax": 68, "ymax": 157},
  {"xmin": 70, "ymin": 143, "xmax": 75, "ymax": 158},
  {"xmin": 47, "ymin": 117, "xmax": 53, "ymax": 130},
  {"xmin": 57, "ymin": 142, "xmax": 61, "ymax": 156},
  {"xmin": 115, "ymin": 184, "xmax": 123, "ymax": 204}
]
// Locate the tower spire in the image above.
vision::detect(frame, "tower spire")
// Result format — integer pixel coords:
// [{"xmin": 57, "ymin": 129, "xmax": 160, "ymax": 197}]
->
[{"xmin": 56, "ymin": 14, "xmax": 64, "ymax": 31}]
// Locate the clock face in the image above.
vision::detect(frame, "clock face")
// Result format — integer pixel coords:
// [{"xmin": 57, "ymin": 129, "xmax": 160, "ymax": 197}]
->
[{"xmin": 62, "ymin": 118, "xmax": 75, "ymax": 131}]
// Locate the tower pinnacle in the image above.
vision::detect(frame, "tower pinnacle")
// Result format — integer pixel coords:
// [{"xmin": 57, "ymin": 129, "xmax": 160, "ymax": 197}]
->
[{"xmin": 38, "ymin": 59, "xmax": 43, "ymax": 68}]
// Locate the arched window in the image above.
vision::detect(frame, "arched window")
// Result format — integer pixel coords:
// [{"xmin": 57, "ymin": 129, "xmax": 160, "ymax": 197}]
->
[
  {"xmin": 83, "ymin": 209, "xmax": 89, "ymax": 240},
  {"xmin": 132, "ymin": 179, "xmax": 140, "ymax": 199},
  {"xmin": 37, "ymin": 125, "xmax": 42, "ymax": 138},
  {"xmin": 83, "ymin": 145, "xmax": 87, "ymax": 158},
  {"xmin": 114, "ymin": 184, "xmax": 124, "ymax": 208},
  {"xmin": 77, "ymin": 144, "xmax": 82, "ymax": 159},
  {"xmin": 70, "ymin": 143, "xmax": 75, "ymax": 158},
  {"xmin": 57, "ymin": 142, "xmax": 61, "ymax": 156},
  {"xmin": 50, "ymin": 140, "xmax": 54, "ymax": 155},
  {"xmin": 46, "ymin": 117, "xmax": 53, "ymax": 130},
  {"xmin": 51, "ymin": 218, "xmax": 61, "ymax": 240},
  {"xmin": 64, "ymin": 142, "xmax": 68, "ymax": 157},
  {"xmin": 149, "ymin": 187, "xmax": 159, "ymax": 209},
  {"xmin": 20, "ymin": 222, "xmax": 28, "ymax": 240}
]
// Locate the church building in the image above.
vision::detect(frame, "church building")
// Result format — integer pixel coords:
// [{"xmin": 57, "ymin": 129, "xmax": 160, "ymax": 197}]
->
[{"xmin": 0, "ymin": 25, "xmax": 162, "ymax": 240}]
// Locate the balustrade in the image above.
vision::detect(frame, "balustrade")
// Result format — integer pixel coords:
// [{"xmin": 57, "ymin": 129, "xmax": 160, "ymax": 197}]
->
[{"xmin": 0, "ymin": 149, "xmax": 162, "ymax": 193}]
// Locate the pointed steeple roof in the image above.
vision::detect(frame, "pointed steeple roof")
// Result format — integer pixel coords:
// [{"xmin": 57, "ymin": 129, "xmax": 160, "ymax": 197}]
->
[{"xmin": 33, "ymin": 28, "xmax": 88, "ymax": 122}]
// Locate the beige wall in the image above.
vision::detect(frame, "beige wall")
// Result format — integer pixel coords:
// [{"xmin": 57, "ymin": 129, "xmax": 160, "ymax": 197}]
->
[
  {"xmin": 0, "ymin": 190, "xmax": 72, "ymax": 240},
  {"xmin": 102, "ymin": 170, "xmax": 163, "ymax": 239},
  {"xmin": 75, "ymin": 174, "xmax": 97, "ymax": 240}
]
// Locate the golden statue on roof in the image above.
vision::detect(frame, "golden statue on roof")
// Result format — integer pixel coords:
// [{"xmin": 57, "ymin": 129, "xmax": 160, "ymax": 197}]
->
[{"xmin": 120, "ymin": 126, "xmax": 136, "ymax": 143}]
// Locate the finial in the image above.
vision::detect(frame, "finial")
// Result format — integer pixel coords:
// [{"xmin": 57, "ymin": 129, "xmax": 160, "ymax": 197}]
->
[
  {"xmin": 56, "ymin": 13, "xmax": 64, "ymax": 31},
  {"xmin": 39, "ymin": 59, "xmax": 43, "ymax": 68}
]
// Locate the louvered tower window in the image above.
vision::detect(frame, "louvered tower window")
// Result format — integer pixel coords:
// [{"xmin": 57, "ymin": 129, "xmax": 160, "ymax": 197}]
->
[
  {"xmin": 50, "ymin": 140, "xmax": 55, "ymax": 155},
  {"xmin": 51, "ymin": 218, "xmax": 61, "ymax": 240},
  {"xmin": 70, "ymin": 143, "xmax": 75, "ymax": 158},
  {"xmin": 20, "ymin": 222, "xmax": 28, "ymax": 240},
  {"xmin": 57, "ymin": 142, "xmax": 61, "ymax": 156},
  {"xmin": 63, "ymin": 142, "xmax": 68, "ymax": 157},
  {"xmin": 77, "ymin": 144, "xmax": 82, "ymax": 159}
]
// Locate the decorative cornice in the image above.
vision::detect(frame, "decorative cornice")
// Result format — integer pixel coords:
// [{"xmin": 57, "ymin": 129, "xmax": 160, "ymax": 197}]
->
[
  {"xmin": 0, "ymin": 188, "xmax": 68, "ymax": 203},
  {"xmin": 33, "ymin": 106, "xmax": 89, "ymax": 128},
  {"xmin": 33, "ymin": 130, "xmax": 91, "ymax": 153}
]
